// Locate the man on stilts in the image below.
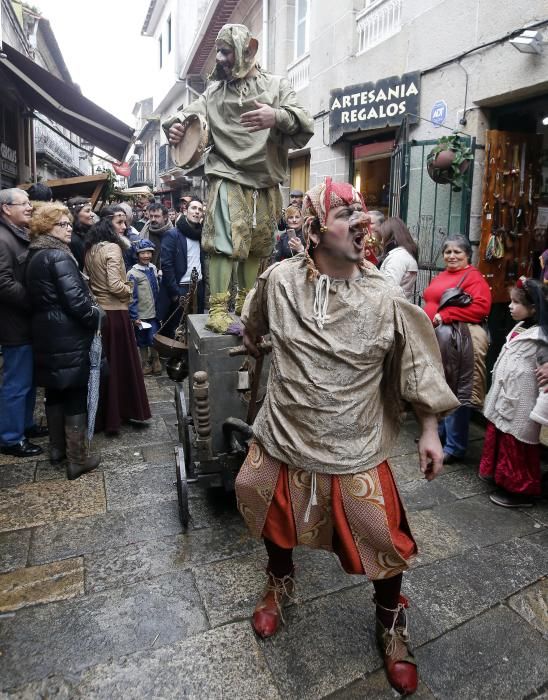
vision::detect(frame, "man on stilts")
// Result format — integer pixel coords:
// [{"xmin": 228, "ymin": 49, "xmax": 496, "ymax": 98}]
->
[
  {"xmin": 164, "ymin": 23, "xmax": 313, "ymax": 333},
  {"xmin": 236, "ymin": 178, "xmax": 459, "ymax": 695}
]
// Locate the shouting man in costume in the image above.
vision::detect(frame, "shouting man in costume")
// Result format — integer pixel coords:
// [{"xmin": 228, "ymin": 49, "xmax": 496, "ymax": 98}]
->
[
  {"xmin": 236, "ymin": 178, "xmax": 459, "ymax": 696},
  {"xmin": 163, "ymin": 24, "xmax": 314, "ymax": 333}
]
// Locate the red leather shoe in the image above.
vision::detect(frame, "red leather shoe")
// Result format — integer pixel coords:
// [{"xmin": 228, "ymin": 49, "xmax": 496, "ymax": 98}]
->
[
  {"xmin": 252, "ymin": 570, "xmax": 295, "ymax": 639},
  {"xmin": 375, "ymin": 595, "xmax": 418, "ymax": 696}
]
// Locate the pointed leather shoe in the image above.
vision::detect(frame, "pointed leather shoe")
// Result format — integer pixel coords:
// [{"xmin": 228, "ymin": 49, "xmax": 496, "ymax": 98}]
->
[
  {"xmin": 252, "ymin": 570, "xmax": 295, "ymax": 639},
  {"xmin": 376, "ymin": 595, "xmax": 418, "ymax": 696},
  {"xmin": 0, "ymin": 439, "xmax": 43, "ymax": 457}
]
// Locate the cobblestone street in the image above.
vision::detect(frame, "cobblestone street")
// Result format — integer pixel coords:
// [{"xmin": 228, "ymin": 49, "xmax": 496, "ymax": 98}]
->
[{"xmin": 0, "ymin": 375, "xmax": 547, "ymax": 699}]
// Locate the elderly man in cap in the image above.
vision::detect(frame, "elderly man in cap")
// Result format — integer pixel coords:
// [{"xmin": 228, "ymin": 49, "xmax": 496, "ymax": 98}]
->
[
  {"xmin": 236, "ymin": 178, "xmax": 459, "ymax": 695},
  {"xmin": 164, "ymin": 23, "xmax": 314, "ymax": 333},
  {"xmin": 0, "ymin": 188, "xmax": 47, "ymax": 457}
]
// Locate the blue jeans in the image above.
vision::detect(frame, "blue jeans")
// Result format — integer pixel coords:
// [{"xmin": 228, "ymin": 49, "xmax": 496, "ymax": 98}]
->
[
  {"xmin": 439, "ymin": 405, "xmax": 471, "ymax": 458},
  {"xmin": 0, "ymin": 344, "xmax": 36, "ymax": 446}
]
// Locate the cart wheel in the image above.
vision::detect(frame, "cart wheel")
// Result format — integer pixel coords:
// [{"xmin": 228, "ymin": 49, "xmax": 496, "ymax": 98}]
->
[
  {"xmin": 174, "ymin": 384, "xmax": 192, "ymax": 467},
  {"xmin": 175, "ymin": 445, "xmax": 190, "ymax": 531}
]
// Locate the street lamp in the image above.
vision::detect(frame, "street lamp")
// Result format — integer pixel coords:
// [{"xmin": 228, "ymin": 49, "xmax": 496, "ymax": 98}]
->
[{"xmin": 509, "ymin": 30, "xmax": 543, "ymax": 54}]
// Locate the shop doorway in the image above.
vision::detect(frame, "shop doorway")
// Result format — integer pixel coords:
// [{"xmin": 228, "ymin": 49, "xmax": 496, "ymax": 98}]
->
[
  {"xmin": 352, "ymin": 140, "xmax": 392, "ymax": 217},
  {"xmin": 476, "ymin": 94, "xmax": 548, "ymax": 368}
]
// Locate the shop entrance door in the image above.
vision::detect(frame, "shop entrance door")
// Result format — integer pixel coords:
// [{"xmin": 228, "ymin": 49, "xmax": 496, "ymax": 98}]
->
[
  {"xmin": 391, "ymin": 138, "xmax": 475, "ymax": 303},
  {"xmin": 477, "ymin": 130, "xmax": 543, "ymax": 304}
]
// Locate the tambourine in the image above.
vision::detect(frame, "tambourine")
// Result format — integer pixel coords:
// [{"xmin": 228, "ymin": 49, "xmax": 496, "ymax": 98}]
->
[{"xmin": 171, "ymin": 114, "xmax": 209, "ymax": 169}]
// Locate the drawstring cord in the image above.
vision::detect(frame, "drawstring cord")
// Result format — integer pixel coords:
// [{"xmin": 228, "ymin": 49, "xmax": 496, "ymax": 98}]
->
[
  {"xmin": 313, "ymin": 274, "xmax": 331, "ymax": 329},
  {"xmin": 374, "ymin": 598, "xmax": 410, "ymax": 657},
  {"xmin": 303, "ymin": 471, "xmax": 318, "ymax": 523}
]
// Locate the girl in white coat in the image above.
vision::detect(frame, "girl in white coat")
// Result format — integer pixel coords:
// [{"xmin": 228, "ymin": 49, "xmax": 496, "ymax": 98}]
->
[
  {"xmin": 378, "ymin": 217, "xmax": 419, "ymax": 301},
  {"xmin": 479, "ymin": 277, "xmax": 548, "ymax": 507}
]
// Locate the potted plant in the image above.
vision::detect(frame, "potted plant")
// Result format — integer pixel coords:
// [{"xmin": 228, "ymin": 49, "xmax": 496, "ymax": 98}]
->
[{"xmin": 427, "ymin": 133, "xmax": 473, "ymax": 192}]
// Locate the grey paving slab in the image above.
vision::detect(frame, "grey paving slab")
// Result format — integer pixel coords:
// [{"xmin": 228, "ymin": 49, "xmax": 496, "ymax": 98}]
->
[
  {"xmin": 28, "ymin": 500, "xmax": 182, "ymax": 565},
  {"xmin": 522, "ymin": 499, "xmax": 548, "ymax": 527},
  {"xmin": 398, "ymin": 477, "xmax": 458, "ymax": 512},
  {"xmin": 428, "ymin": 493, "xmax": 541, "ymax": 547},
  {"xmin": 0, "ymin": 530, "xmax": 31, "ymax": 573},
  {"xmin": 0, "ymin": 570, "xmax": 207, "ymax": 690},
  {"xmin": 407, "ymin": 508, "xmax": 471, "ymax": 568},
  {"xmin": 0, "ymin": 461, "xmax": 35, "ymax": 488},
  {"xmin": 326, "ymin": 670, "xmax": 435, "ymax": 699},
  {"xmin": 416, "ymin": 605, "xmax": 548, "ymax": 700},
  {"xmin": 507, "ymin": 578, "xmax": 548, "ymax": 639},
  {"xmin": 149, "ymin": 400, "xmax": 176, "ymax": 416},
  {"xmin": 85, "ymin": 522, "xmax": 261, "ymax": 593},
  {"xmin": 91, "ymin": 416, "xmax": 173, "ymax": 451},
  {"xmin": 33, "ymin": 459, "xmax": 66, "ymax": 481},
  {"xmin": 193, "ymin": 547, "xmax": 359, "ymax": 628},
  {"xmin": 261, "ymin": 585, "xmax": 381, "ymax": 700},
  {"xmin": 436, "ymin": 467, "xmax": 494, "ymax": 499},
  {"xmin": 73, "ymin": 622, "xmax": 280, "ymax": 699},
  {"xmin": 389, "ymin": 453, "xmax": 465, "ymax": 485},
  {"xmin": 104, "ymin": 463, "xmax": 178, "ymax": 511},
  {"xmin": 140, "ymin": 441, "xmax": 175, "ymax": 463},
  {"xmin": 1, "ymin": 676, "xmax": 76, "ymax": 699},
  {"xmin": 186, "ymin": 486, "xmax": 242, "ymax": 529},
  {"xmin": 405, "ymin": 535, "xmax": 547, "ymax": 644}
]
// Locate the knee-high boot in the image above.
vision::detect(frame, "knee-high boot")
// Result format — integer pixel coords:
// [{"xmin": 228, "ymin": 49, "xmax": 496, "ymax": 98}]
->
[
  {"xmin": 45, "ymin": 404, "xmax": 66, "ymax": 465},
  {"xmin": 65, "ymin": 414, "xmax": 100, "ymax": 480}
]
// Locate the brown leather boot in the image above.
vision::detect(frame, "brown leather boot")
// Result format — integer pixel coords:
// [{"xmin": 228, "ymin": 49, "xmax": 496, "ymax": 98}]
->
[
  {"xmin": 375, "ymin": 595, "xmax": 418, "ymax": 696},
  {"xmin": 140, "ymin": 347, "xmax": 152, "ymax": 375},
  {"xmin": 65, "ymin": 414, "xmax": 100, "ymax": 480},
  {"xmin": 252, "ymin": 570, "xmax": 295, "ymax": 639},
  {"xmin": 150, "ymin": 348, "xmax": 162, "ymax": 375}
]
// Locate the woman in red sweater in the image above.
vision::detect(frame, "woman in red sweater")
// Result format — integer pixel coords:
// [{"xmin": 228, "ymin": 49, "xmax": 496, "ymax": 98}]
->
[{"xmin": 423, "ymin": 236, "xmax": 492, "ymax": 463}]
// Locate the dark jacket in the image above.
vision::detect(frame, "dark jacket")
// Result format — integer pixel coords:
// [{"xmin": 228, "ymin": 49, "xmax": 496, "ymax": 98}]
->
[
  {"xmin": 26, "ymin": 244, "xmax": 100, "ymax": 390},
  {"xmin": 0, "ymin": 216, "xmax": 32, "ymax": 345},
  {"xmin": 69, "ymin": 224, "xmax": 90, "ymax": 272},
  {"xmin": 273, "ymin": 229, "xmax": 305, "ymax": 262},
  {"xmin": 158, "ymin": 223, "xmax": 205, "ymax": 318}
]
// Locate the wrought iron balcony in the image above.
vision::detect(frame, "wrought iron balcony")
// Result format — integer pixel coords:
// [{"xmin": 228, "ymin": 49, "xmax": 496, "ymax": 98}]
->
[
  {"xmin": 128, "ymin": 161, "xmax": 155, "ymax": 187},
  {"xmin": 159, "ymin": 143, "xmax": 177, "ymax": 174}
]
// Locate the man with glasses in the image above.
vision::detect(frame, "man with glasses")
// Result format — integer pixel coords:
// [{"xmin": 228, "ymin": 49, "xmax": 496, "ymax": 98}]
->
[{"xmin": 0, "ymin": 188, "xmax": 46, "ymax": 457}]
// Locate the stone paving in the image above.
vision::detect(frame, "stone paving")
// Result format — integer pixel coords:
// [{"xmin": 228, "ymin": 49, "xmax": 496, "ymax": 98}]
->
[{"xmin": 0, "ymin": 375, "xmax": 547, "ymax": 699}]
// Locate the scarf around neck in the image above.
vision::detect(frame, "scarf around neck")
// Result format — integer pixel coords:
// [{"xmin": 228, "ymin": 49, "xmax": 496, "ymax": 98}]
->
[{"xmin": 176, "ymin": 215, "xmax": 202, "ymax": 242}]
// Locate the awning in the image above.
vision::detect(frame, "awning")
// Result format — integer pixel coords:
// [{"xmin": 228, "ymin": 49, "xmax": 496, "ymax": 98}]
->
[
  {"xmin": 19, "ymin": 174, "xmax": 110, "ymax": 208},
  {"xmin": 0, "ymin": 43, "xmax": 133, "ymax": 161}
]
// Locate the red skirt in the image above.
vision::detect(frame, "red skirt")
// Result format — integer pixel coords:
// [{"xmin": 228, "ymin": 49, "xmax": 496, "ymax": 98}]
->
[
  {"xmin": 95, "ymin": 310, "xmax": 151, "ymax": 433},
  {"xmin": 479, "ymin": 421, "xmax": 541, "ymax": 496}
]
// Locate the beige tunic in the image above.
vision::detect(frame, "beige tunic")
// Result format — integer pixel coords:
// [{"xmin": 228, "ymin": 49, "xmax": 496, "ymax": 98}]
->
[
  {"xmin": 162, "ymin": 71, "xmax": 314, "ymax": 189},
  {"xmin": 241, "ymin": 255, "xmax": 459, "ymax": 474}
]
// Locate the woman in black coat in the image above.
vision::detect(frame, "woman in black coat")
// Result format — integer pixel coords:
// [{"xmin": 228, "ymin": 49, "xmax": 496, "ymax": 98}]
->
[{"xmin": 26, "ymin": 201, "xmax": 102, "ymax": 479}]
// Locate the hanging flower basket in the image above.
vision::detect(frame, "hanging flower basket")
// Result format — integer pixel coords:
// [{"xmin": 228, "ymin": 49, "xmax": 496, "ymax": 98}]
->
[{"xmin": 426, "ymin": 134, "xmax": 473, "ymax": 192}]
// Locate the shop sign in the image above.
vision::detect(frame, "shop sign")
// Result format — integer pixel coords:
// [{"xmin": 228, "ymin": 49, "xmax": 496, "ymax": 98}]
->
[
  {"xmin": 431, "ymin": 100, "xmax": 447, "ymax": 128},
  {"xmin": 0, "ymin": 142, "xmax": 17, "ymax": 176},
  {"xmin": 329, "ymin": 72, "xmax": 420, "ymax": 142}
]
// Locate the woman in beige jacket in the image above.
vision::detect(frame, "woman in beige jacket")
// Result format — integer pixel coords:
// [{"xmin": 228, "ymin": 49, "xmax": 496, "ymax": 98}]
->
[{"xmin": 85, "ymin": 206, "xmax": 150, "ymax": 433}]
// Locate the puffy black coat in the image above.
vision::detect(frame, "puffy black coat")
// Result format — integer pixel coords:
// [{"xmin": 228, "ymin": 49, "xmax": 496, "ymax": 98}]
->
[
  {"xmin": 0, "ymin": 217, "xmax": 31, "ymax": 345},
  {"xmin": 26, "ymin": 247, "xmax": 100, "ymax": 390}
]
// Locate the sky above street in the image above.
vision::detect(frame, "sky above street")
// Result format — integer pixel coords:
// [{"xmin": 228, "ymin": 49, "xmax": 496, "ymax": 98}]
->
[{"xmin": 34, "ymin": 0, "xmax": 156, "ymax": 127}]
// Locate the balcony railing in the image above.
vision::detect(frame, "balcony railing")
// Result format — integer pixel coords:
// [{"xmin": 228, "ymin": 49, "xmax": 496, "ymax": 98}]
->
[
  {"xmin": 357, "ymin": 0, "xmax": 402, "ymax": 54},
  {"xmin": 128, "ymin": 161, "xmax": 155, "ymax": 187},
  {"xmin": 287, "ymin": 53, "xmax": 310, "ymax": 92},
  {"xmin": 159, "ymin": 143, "xmax": 177, "ymax": 174},
  {"xmin": 34, "ymin": 122, "xmax": 82, "ymax": 173}
]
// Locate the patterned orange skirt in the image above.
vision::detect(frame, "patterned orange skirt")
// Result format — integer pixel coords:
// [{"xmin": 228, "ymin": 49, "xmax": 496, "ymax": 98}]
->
[{"xmin": 235, "ymin": 440, "xmax": 417, "ymax": 580}]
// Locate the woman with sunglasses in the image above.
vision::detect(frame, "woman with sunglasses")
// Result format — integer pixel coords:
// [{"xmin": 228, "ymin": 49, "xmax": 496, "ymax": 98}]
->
[
  {"xmin": 84, "ymin": 206, "xmax": 151, "ymax": 434},
  {"xmin": 26, "ymin": 202, "xmax": 102, "ymax": 479}
]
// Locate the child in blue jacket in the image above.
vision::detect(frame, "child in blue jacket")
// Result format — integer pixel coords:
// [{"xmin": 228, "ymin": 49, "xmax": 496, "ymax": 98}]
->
[{"xmin": 128, "ymin": 239, "xmax": 161, "ymax": 375}]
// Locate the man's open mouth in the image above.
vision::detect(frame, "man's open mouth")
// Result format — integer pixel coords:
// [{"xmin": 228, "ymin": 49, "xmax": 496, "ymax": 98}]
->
[{"xmin": 353, "ymin": 234, "xmax": 364, "ymax": 249}]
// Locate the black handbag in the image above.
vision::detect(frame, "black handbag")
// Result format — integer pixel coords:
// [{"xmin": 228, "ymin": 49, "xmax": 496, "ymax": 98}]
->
[{"xmin": 438, "ymin": 271, "xmax": 472, "ymax": 310}]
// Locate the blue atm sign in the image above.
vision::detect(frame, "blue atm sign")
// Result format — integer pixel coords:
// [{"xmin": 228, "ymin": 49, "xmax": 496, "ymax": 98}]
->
[{"xmin": 431, "ymin": 100, "xmax": 447, "ymax": 127}]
